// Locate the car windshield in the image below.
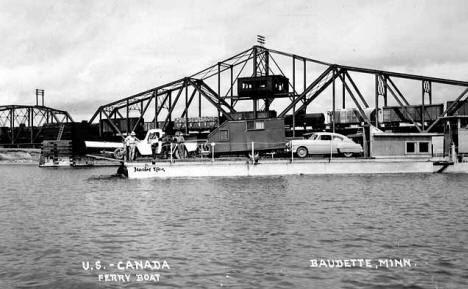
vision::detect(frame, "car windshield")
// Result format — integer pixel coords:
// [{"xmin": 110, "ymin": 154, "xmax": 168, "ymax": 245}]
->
[{"xmin": 148, "ymin": 132, "xmax": 160, "ymax": 140}]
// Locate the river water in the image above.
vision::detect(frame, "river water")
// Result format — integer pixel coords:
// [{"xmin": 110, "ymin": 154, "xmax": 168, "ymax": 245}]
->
[{"xmin": 0, "ymin": 165, "xmax": 467, "ymax": 289}]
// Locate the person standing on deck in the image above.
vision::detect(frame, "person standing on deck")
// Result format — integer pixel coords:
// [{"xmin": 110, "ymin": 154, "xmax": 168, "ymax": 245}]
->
[
  {"xmin": 124, "ymin": 131, "xmax": 139, "ymax": 161},
  {"xmin": 174, "ymin": 131, "xmax": 187, "ymax": 159}
]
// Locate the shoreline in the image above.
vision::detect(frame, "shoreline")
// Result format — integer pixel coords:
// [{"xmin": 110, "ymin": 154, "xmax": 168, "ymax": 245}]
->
[{"xmin": 0, "ymin": 149, "xmax": 40, "ymax": 165}]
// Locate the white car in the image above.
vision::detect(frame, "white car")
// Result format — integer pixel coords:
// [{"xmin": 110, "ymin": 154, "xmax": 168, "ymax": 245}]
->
[{"xmin": 287, "ymin": 132, "xmax": 363, "ymax": 158}]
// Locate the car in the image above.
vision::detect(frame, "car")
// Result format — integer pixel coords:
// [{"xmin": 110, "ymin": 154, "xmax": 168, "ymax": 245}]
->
[{"xmin": 286, "ymin": 132, "xmax": 363, "ymax": 158}]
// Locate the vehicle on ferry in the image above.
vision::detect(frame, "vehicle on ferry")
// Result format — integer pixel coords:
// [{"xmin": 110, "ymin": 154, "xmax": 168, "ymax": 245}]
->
[{"xmin": 286, "ymin": 132, "xmax": 363, "ymax": 158}]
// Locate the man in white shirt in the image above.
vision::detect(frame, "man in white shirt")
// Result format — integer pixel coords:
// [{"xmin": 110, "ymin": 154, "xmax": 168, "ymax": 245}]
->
[{"xmin": 124, "ymin": 131, "xmax": 139, "ymax": 161}]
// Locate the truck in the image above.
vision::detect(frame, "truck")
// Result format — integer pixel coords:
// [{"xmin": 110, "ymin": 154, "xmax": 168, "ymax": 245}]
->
[{"xmin": 85, "ymin": 129, "xmax": 198, "ymax": 159}]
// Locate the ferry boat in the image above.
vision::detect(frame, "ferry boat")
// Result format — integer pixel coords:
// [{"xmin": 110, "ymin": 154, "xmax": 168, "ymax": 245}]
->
[
  {"xmin": 119, "ymin": 157, "xmax": 468, "ymax": 179},
  {"xmin": 120, "ymin": 158, "xmax": 441, "ymax": 179}
]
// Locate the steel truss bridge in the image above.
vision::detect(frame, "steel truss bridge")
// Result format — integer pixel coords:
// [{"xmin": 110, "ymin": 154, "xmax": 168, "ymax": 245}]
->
[
  {"xmin": 0, "ymin": 105, "xmax": 73, "ymax": 145},
  {"xmin": 90, "ymin": 45, "xmax": 468, "ymax": 137}
]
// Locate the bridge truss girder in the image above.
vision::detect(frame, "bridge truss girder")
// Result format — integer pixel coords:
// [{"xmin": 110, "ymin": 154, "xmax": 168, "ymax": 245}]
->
[
  {"xmin": 0, "ymin": 105, "xmax": 74, "ymax": 144},
  {"xmin": 89, "ymin": 77, "xmax": 238, "ymax": 137},
  {"xmin": 91, "ymin": 45, "xmax": 468, "ymax": 138}
]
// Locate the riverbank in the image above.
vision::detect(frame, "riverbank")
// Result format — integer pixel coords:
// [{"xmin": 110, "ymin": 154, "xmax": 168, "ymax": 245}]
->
[{"xmin": 0, "ymin": 148, "xmax": 40, "ymax": 165}]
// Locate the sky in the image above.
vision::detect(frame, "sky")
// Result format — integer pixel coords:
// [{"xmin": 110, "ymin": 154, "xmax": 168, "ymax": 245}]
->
[{"xmin": 1, "ymin": 0, "xmax": 468, "ymax": 121}]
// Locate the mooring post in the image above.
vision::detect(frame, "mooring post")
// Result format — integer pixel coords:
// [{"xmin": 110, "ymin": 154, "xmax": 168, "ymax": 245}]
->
[
  {"xmin": 10, "ymin": 108, "xmax": 14, "ymax": 144},
  {"xmin": 251, "ymin": 141, "xmax": 255, "ymax": 163},
  {"xmin": 292, "ymin": 56, "xmax": 296, "ymax": 137},
  {"xmin": 362, "ymin": 126, "xmax": 368, "ymax": 158},
  {"xmin": 451, "ymin": 143, "xmax": 457, "ymax": 163},
  {"xmin": 291, "ymin": 143, "xmax": 294, "ymax": 163},
  {"xmin": 170, "ymin": 143, "xmax": 173, "ymax": 163},
  {"xmin": 332, "ymin": 69, "xmax": 336, "ymax": 133},
  {"xmin": 211, "ymin": 142, "xmax": 215, "ymax": 162}
]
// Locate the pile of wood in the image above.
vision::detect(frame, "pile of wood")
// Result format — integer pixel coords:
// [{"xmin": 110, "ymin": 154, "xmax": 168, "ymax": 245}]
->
[{"xmin": 41, "ymin": 140, "xmax": 72, "ymax": 158}]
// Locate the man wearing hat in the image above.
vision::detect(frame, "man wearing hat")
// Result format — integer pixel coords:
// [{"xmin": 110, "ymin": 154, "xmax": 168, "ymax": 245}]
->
[{"xmin": 124, "ymin": 131, "xmax": 139, "ymax": 161}]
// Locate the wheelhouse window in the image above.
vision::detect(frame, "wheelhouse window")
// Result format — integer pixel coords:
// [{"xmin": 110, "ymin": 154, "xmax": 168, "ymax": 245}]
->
[
  {"xmin": 242, "ymin": 83, "xmax": 253, "ymax": 89},
  {"xmin": 405, "ymin": 141, "xmax": 431, "ymax": 154},
  {"xmin": 419, "ymin": 141, "xmax": 430, "ymax": 153},
  {"xmin": 274, "ymin": 82, "xmax": 284, "ymax": 91},
  {"xmin": 406, "ymin": 142, "xmax": 416, "ymax": 154},
  {"xmin": 247, "ymin": 120, "xmax": 264, "ymax": 130}
]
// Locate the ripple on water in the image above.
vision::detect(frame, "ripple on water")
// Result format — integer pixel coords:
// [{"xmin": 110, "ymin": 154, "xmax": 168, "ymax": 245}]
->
[{"xmin": 0, "ymin": 166, "xmax": 466, "ymax": 288}]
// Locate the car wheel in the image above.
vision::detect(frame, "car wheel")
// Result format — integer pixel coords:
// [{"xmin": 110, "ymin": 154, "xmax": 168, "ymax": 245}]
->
[
  {"xmin": 343, "ymin": 152, "xmax": 353, "ymax": 158},
  {"xmin": 113, "ymin": 148, "xmax": 125, "ymax": 160},
  {"xmin": 296, "ymin": 146, "xmax": 308, "ymax": 158}
]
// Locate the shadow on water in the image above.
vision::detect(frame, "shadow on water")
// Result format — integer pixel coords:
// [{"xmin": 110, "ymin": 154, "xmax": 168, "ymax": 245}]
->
[{"xmin": 86, "ymin": 173, "xmax": 125, "ymax": 181}]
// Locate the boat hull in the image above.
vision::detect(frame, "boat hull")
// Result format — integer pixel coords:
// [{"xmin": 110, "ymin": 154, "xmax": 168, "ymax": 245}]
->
[{"xmin": 124, "ymin": 159, "xmax": 436, "ymax": 179}]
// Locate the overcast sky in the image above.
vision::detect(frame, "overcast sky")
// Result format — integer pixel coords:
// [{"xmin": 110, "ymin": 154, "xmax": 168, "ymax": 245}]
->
[{"xmin": 1, "ymin": 0, "xmax": 468, "ymax": 121}]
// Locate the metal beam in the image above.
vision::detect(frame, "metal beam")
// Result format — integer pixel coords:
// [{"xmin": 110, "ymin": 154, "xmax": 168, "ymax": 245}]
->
[
  {"xmin": 187, "ymin": 79, "xmax": 235, "ymax": 120},
  {"xmin": 279, "ymin": 65, "xmax": 336, "ymax": 118},
  {"xmin": 126, "ymin": 100, "xmax": 130, "ymax": 133},
  {"xmin": 345, "ymin": 71, "xmax": 369, "ymax": 108},
  {"xmin": 342, "ymin": 65, "xmax": 468, "ymax": 87},
  {"xmin": 218, "ymin": 63, "xmax": 221, "ymax": 123},
  {"xmin": 386, "ymin": 77, "xmax": 410, "ymax": 106},
  {"xmin": 101, "ymin": 109, "xmax": 124, "ymax": 138},
  {"xmin": 294, "ymin": 72, "xmax": 341, "ymax": 115},
  {"xmin": 181, "ymin": 89, "xmax": 197, "ymax": 118},
  {"xmin": 342, "ymin": 72, "xmax": 346, "ymax": 109},
  {"xmin": 131, "ymin": 96, "xmax": 154, "ymax": 132},
  {"xmin": 190, "ymin": 47, "xmax": 254, "ymax": 80},
  {"xmin": 10, "ymin": 108, "xmax": 14, "ymax": 144},
  {"xmin": 153, "ymin": 92, "xmax": 169, "ymax": 116},
  {"xmin": 375, "ymin": 74, "xmax": 379, "ymax": 127},
  {"xmin": 385, "ymin": 81, "xmax": 423, "ymax": 132},
  {"xmin": 154, "ymin": 92, "xmax": 158, "ymax": 128},
  {"xmin": 162, "ymin": 85, "xmax": 185, "ymax": 130},
  {"xmin": 338, "ymin": 73, "xmax": 371, "ymax": 125},
  {"xmin": 292, "ymin": 56, "xmax": 296, "ymax": 136},
  {"xmin": 332, "ymin": 69, "xmax": 336, "ymax": 133},
  {"xmin": 426, "ymin": 87, "xmax": 468, "ymax": 132},
  {"xmin": 266, "ymin": 47, "xmax": 331, "ymax": 66},
  {"xmin": 185, "ymin": 86, "xmax": 189, "ymax": 134},
  {"xmin": 109, "ymin": 86, "xmax": 182, "ymax": 112}
]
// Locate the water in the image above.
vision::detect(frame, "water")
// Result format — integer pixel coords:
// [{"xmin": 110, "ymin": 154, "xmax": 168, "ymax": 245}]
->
[{"xmin": 0, "ymin": 165, "xmax": 467, "ymax": 289}]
